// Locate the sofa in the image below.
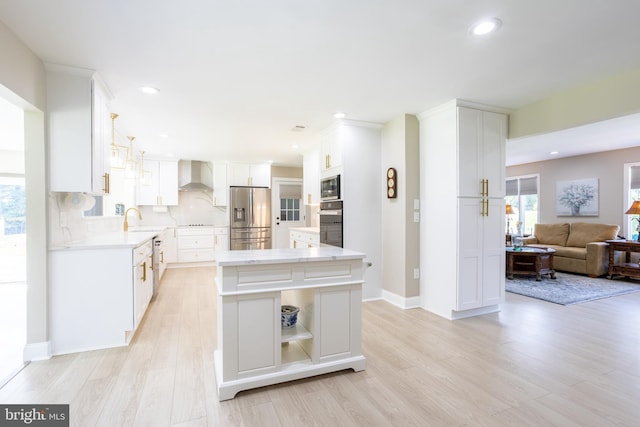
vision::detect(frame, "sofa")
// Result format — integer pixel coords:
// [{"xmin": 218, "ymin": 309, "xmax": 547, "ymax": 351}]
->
[{"xmin": 521, "ymin": 222, "xmax": 620, "ymax": 277}]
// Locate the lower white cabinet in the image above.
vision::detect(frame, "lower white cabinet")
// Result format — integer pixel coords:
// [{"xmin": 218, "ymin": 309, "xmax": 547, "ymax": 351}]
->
[
  {"xmin": 289, "ymin": 228, "xmax": 320, "ymax": 248},
  {"xmin": 214, "ymin": 249, "xmax": 366, "ymax": 400},
  {"xmin": 177, "ymin": 227, "xmax": 215, "ymax": 263},
  {"xmin": 133, "ymin": 240, "xmax": 154, "ymax": 330},
  {"xmin": 49, "ymin": 239, "xmax": 154, "ymax": 355},
  {"xmin": 214, "ymin": 226, "xmax": 229, "ymax": 252}
]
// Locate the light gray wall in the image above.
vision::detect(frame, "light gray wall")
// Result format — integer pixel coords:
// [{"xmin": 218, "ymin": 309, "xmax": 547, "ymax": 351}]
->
[
  {"xmin": 381, "ymin": 114, "xmax": 420, "ymax": 299},
  {"xmin": 507, "ymin": 146, "xmax": 640, "ymax": 234}
]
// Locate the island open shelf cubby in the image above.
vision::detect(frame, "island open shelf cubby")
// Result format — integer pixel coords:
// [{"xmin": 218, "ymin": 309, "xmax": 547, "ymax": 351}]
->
[{"xmin": 213, "ymin": 247, "xmax": 367, "ymax": 401}]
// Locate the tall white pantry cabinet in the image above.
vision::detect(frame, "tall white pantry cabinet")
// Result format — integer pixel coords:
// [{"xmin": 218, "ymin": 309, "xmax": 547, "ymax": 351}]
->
[{"xmin": 418, "ymin": 99, "xmax": 508, "ymax": 320}]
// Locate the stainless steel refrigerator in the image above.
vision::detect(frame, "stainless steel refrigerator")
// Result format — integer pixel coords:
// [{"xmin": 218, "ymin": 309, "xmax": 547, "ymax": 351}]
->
[{"xmin": 230, "ymin": 186, "xmax": 272, "ymax": 250}]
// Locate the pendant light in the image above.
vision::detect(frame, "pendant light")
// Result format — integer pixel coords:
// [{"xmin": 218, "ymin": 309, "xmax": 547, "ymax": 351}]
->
[
  {"xmin": 109, "ymin": 113, "xmax": 127, "ymax": 169},
  {"xmin": 125, "ymin": 136, "xmax": 137, "ymax": 178}
]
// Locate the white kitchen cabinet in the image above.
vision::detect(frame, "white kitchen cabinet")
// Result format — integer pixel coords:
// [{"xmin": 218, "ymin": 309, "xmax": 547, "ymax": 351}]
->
[
  {"xmin": 135, "ymin": 159, "xmax": 179, "ymax": 206},
  {"xmin": 318, "ymin": 124, "xmax": 343, "ymax": 177},
  {"xmin": 457, "ymin": 107, "xmax": 506, "ymax": 198},
  {"xmin": 419, "ymin": 99, "xmax": 507, "ymax": 319},
  {"xmin": 214, "ymin": 226, "xmax": 229, "ymax": 252},
  {"xmin": 49, "ymin": 238, "xmax": 155, "ymax": 355},
  {"xmin": 228, "ymin": 162, "xmax": 271, "ymax": 187},
  {"xmin": 133, "ymin": 240, "xmax": 154, "ymax": 329},
  {"xmin": 177, "ymin": 227, "xmax": 215, "ymax": 263},
  {"xmin": 302, "ymin": 149, "xmax": 320, "ymax": 205},
  {"xmin": 47, "ymin": 64, "xmax": 112, "ymax": 194},
  {"xmin": 289, "ymin": 227, "xmax": 320, "ymax": 248},
  {"xmin": 164, "ymin": 227, "xmax": 178, "ymax": 264},
  {"xmin": 213, "ymin": 163, "xmax": 228, "ymax": 206},
  {"xmin": 157, "ymin": 228, "xmax": 170, "ymax": 279},
  {"xmin": 214, "ymin": 248, "xmax": 366, "ymax": 400}
]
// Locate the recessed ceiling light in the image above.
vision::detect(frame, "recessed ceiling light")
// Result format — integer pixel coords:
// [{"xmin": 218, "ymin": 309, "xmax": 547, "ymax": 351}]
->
[
  {"xmin": 471, "ymin": 18, "xmax": 501, "ymax": 36},
  {"xmin": 550, "ymin": 151, "xmax": 559, "ymax": 155},
  {"xmin": 291, "ymin": 144, "xmax": 300, "ymax": 149},
  {"xmin": 334, "ymin": 112, "xmax": 346, "ymax": 119},
  {"xmin": 167, "ymin": 153, "xmax": 174, "ymax": 158},
  {"xmin": 139, "ymin": 86, "xmax": 160, "ymax": 94},
  {"xmin": 159, "ymin": 133, "xmax": 169, "ymax": 138}
]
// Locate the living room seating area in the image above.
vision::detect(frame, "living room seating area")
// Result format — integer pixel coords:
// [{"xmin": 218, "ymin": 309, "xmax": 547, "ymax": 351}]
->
[{"xmin": 522, "ymin": 222, "xmax": 620, "ymax": 277}]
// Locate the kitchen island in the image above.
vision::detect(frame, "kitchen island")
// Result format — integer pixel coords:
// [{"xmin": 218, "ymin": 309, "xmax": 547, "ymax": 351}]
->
[{"xmin": 214, "ymin": 247, "xmax": 367, "ymax": 400}]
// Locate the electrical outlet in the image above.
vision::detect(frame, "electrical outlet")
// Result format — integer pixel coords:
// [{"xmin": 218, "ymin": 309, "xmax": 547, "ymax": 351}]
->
[
  {"xmin": 413, "ymin": 211, "xmax": 420, "ymax": 223},
  {"xmin": 413, "ymin": 268, "xmax": 420, "ymax": 279},
  {"xmin": 414, "ymin": 199, "xmax": 420, "ymax": 210}
]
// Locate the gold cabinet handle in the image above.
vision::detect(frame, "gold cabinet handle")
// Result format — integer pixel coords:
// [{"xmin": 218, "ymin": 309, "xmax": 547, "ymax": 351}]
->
[
  {"xmin": 160, "ymin": 251, "xmax": 164, "ymax": 264},
  {"xmin": 103, "ymin": 172, "xmax": 110, "ymax": 194},
  {"xmin": 142, "ymin": 262, "xmax": 147, "ymax": 282},
  {"xmin": 485, "ymin": 199, "xmax": 489, "ymax": 217},
  {"xmin": 149, "ymin": 255, "xmax": 153, "ymax": 270},
  {"xmin": 480, "ymin": 199, "xmax": 485, "ymax": 216},
  {"xmin": 485, "ymin": 179, "xmax": 489, "ymax": 197}
]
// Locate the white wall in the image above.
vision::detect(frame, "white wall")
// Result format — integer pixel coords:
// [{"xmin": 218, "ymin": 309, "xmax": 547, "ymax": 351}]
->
[{"xmin": 0, "ymin": 18, "xmax": 48, "ymax": 359}]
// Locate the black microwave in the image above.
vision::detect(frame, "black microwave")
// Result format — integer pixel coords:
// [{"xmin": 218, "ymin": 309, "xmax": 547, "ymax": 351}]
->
[{"xmin": 320, "ymin": 175, "xmax": 341, "ymax": 200}]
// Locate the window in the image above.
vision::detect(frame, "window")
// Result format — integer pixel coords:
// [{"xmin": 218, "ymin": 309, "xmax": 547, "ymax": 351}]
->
[
  {"xmin": 624, "ymin": 163, "xmax": 640, "ymax": 239},
  {"xmin": 505, "ymin": 174, "xmax": 539, "ymax": 236},
  {"xmin": 280, "ymin": 198, "xmax": 300, "ymax": 221}
]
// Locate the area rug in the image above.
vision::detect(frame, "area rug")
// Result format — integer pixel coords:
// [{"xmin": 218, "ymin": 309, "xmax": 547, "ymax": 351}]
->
[{"xmin": 505, "ymin": 272, "xmax": 640, "ymax": 305}]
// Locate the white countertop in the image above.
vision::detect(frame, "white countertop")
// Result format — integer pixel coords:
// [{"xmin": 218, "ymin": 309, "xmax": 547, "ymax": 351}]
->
[
  {"xmin": 50, "ymin": 230, "xmax": 160, "ymax": 251},
  {"xmin": 289, "ymin": 227, "xmax": 320, "ymax": 233},
  {"xmin": 215, "ymin": 247, "xmax": 366, "ymax": 266}
]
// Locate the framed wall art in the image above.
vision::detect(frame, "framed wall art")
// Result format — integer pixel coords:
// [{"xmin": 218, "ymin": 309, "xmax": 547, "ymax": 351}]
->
[{"xmin": 556, "ymin": 178, "xmax": 599, "ymax": 216}]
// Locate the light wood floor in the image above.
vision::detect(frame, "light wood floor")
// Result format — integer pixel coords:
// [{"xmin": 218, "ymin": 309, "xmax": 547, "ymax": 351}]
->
[{"xmin": 2, "ymin": 267, "xmax": 640, "ymax": 426}]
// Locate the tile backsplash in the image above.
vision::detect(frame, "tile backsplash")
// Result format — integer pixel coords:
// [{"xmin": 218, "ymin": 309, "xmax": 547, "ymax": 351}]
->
[{"xmin": 49, "ymin": 191, "xmax": 228, "ymax": 247}]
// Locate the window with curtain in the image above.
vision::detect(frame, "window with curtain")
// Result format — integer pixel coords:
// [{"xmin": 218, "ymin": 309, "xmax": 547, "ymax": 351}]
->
[{"xmin": 505, "ymin": 174, "xmax": 539, "ymax": 235}]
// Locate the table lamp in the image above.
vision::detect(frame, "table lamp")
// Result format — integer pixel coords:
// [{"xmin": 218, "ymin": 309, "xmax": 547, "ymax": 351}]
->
[
  {"xmin": 505, "ymin": 204, "xmax": 515, "ymax": 234},
  {"xmin": 625, "ymin": 201, "xmax": 640, "ymax": 241}
]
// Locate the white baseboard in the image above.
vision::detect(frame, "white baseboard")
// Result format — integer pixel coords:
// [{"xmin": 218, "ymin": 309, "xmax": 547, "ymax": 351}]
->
[
  {"xmin": 23, "ymin": 341, "xmax": 52, "ymax": 361},
  {"xmin": 381, "ymin": 290, "xmax": 422, "ymax": 309}
]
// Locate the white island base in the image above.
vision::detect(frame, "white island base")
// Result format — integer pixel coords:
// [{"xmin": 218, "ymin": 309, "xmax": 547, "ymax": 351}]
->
[{"xmin": 214, "ymin": 247, "xmax": 367, "ymax": 401}]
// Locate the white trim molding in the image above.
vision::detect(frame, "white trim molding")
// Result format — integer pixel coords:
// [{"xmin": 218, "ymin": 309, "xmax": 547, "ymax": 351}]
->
[
  {"xmin": 382, "ymin": 290, "xmax": 422, "ymax": 309},
  {"xmin": 23, "ymin": 341, "xmax": 52, "ymax": 361}
]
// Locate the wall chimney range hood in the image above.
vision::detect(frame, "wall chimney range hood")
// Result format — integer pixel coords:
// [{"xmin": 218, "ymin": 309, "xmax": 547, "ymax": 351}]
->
[{"xmin": 178, "ymin": 160, "xmax": 213, "ymax": 192}]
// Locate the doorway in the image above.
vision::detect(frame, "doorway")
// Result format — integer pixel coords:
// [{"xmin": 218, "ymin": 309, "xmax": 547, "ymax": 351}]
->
[
  {"xmin": 0, "ymin": 96, "xmax": 27, "ymax": 385},
  {"xmin": 272, "ymin": 178, "xmax": 304, "ymax": 248}
]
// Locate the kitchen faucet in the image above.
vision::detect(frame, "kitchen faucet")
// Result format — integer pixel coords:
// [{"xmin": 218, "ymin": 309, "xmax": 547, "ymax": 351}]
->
[{"xmin": 123, "ymin": 207, "xmax": 142, "ymax": 231}]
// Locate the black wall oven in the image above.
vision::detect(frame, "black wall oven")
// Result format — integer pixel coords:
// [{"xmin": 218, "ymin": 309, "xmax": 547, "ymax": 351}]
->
[
  {"xmin": 319, "ymin": 200, "xmax": 343, "ymax": 247},
  {"xmin": 320, "ymin": 174, "xmax": 341, "ymax": 201}
]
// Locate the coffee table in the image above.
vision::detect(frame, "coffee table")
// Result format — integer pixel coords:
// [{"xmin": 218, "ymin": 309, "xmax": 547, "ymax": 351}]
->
[{"xmin": 506, "ymin": 247, "xmax": 556, "ymax": 281}]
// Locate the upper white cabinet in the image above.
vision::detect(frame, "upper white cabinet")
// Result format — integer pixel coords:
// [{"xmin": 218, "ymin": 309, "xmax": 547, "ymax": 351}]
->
[
  {"xmin": 228, "ymin": 163, "xmax": 271, "ymax": 187},
  {"xmin": 419, "ymin": 99, "xmax": 508, "ymax": 320},
  {"xmin": 47, "ymin": 64, "xmax": 112, "ymax": 194},
  {"xmin": 212, "ymin": 163, "xmax": 228, "ymax": 206},
  {"xmin": 457, "ymin": 107, "xmax": 507, "ymax": 198},
  {"xmin": 135, "ymin": 160, "xmax": 179, "ymax": 206},
  {"xmin": 303, "ymin": 149, "xmax": 320, "ymax": 205},
  {"xmin": 318, "ymin": 124, "xmax": 343, "ymax": 176}
]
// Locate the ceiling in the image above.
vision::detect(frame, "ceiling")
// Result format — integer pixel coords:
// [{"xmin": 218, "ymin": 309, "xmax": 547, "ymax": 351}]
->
[{"xmin": 1, "ymin": 1, "xmax": 639, "ymax": 166}]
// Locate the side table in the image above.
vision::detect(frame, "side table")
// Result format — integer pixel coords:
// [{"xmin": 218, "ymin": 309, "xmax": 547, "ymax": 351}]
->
[{"xmin": 606, "ymin": 239, "xmax": 640, "ymax": 279}]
